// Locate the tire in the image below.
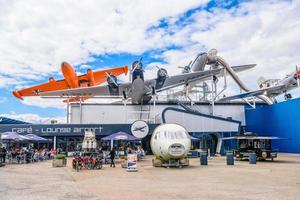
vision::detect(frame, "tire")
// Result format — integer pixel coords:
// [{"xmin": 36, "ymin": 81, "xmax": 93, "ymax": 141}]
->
[
  {"xmin": 96, "ymin": 159, "xmax": 102, "ymax": 169},
  {"xmin": 97, "ymin": 163, "xmax": 102, "ymax": 170}
]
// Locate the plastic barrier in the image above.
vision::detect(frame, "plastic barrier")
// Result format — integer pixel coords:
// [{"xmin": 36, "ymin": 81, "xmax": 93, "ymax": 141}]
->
[
  {"xmin": 200, "ymin": 151, "xmax": 208, "ymax": 165},
  {"xmin": 249, "ymin": 153, "xmax": 257, "ymax": 164},
  {"xmin": 226, "ymin": 151, "xmax": 234, "ymax": 165}
]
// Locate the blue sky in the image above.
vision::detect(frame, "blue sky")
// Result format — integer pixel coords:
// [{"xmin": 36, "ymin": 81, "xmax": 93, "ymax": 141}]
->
[{"xmin": 0, "ymin": 0, "xmax": 299, "ymax": 123}]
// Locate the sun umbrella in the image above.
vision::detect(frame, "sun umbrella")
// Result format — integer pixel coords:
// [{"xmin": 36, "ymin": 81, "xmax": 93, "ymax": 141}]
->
[
  {"xmin": 101, "ymin": 131, "xmax": 139, "ymax": 150},
  {"xmin": 101, "ymin": 131, "xmax": 139, "ymax": 141},
  {"xmin": 25, "ymin": 134, "xmax": 47, "ymax": 141},
  {"xmin": 1, "ymin": 132, "xmax": 28, "ymax": 141}
]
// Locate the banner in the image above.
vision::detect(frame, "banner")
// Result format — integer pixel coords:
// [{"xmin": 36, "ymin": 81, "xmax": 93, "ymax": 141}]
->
[{"xmin": 127, "ymin": 154, "xmax": 138, "ymax": 171}]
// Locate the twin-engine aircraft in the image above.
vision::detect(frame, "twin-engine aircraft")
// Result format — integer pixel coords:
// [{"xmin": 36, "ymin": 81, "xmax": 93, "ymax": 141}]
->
[
  {"xmin": 12, "ymin": 62, "xmax": 128, "ymax": 102},
  {"xmin": 38, "ymin": 60, "xmax": 254, "ymax": 104},
  {"xmin": 219, "ymin": 68, "xmax": 300, "ymax": 102}
]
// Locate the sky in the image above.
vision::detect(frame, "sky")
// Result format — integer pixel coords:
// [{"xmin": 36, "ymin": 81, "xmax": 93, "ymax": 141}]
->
[{"xmin": 0, "ymin": 0, "xmax": 299, "ymax": 123}]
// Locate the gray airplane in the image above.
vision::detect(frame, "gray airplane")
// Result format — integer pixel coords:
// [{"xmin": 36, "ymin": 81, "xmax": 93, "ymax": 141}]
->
[
  {"xmin": 219, "ymin": 68, "xmax": 300, "ymax": 102},
  {"xmin": 40, "ymin": 60, "xmax": 255, "ymax": 104}
]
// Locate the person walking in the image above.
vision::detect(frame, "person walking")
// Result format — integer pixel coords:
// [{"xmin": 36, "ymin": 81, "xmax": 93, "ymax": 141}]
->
[{"xmin": 109, "ymin": 147, "xmax": 116, "ymax": 168}]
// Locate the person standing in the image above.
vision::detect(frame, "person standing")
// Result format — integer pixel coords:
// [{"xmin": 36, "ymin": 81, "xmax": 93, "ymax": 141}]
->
[
  {"xmin": 109, "ymin": 147, "xmax": 116, "ymax": 168},
  {"xmin": 2, "ymin": 147, "xmax": 7, "ymax": 164}
]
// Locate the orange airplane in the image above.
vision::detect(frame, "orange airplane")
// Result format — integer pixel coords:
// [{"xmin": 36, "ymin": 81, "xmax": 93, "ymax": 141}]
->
[{"xmin": 13, "ymin": 62, "xmax": 128, "ymax": 101}]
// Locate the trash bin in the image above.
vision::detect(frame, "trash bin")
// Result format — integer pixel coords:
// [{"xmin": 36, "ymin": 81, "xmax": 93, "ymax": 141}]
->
[
  {"xmin": 200, "ymin": 151, "xmax": 208, "ymax": 165},
  {"xmin": 249, "ymin": 153, "xmax": 257, "ymax": 164},
  {"xmin": 226, "ymin": 151, "xmax": 234, "ymax": 165}
]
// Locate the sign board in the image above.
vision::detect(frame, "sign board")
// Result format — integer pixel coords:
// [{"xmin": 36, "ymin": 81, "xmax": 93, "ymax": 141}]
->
[
  {"xmin": 131, "ymin": 120, "xmax": 149, "ymax": 139},
  {"xmin": 0, "ymin": 124, "xmax": 159, "ymax": 137},
  {"xmin": 127, "ymin": 154, "xmax": 138, "ymax": 172}
]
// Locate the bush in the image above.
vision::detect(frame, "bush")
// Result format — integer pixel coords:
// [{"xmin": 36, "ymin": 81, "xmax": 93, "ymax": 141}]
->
[{"xmin": 55, "ymin": 154, "xmax": 66, "ymax": 159}]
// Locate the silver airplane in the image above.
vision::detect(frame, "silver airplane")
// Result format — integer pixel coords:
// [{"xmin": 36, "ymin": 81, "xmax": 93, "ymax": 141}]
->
[
  {"xmin": 40, "ymin": 60, "xmax": 255, "ymax": 104},
  {"xmin": 133, "ymin": 126, "xmax": 147, "ymax": 132},
  {"xmin": 219, "ymin": 68, "xmax": 300, "ymax": 102}
]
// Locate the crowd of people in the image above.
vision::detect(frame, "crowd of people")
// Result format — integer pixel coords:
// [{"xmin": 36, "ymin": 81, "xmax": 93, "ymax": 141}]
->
[
  {"xmin": 0, "ymin": 142, "xmax": 146, "ymax": 167},
  {"xmin": 100, "ymin": 144, "xmax": 145, "ymax": 167},
  {"xmin": 0, "ymin": 146, "xmax": 57, "ymax": 164}
]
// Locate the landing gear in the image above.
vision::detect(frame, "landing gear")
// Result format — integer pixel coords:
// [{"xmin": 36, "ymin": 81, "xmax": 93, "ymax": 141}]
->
[
  {"xmin": 152, "ymin": 157, "xmax": 189, "ymax": 168},
  {"xmin": 284, "ymin": 93, "xmax": 292, "ymax": 100}
]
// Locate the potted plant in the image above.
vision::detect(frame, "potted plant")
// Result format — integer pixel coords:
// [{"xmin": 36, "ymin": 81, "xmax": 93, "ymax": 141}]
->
[{"xmin": 52, "ymin": 154, "xmax": 67, "ymax": 167}]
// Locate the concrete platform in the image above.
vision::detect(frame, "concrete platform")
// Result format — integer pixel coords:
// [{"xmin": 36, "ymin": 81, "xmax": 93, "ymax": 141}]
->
[{"xmin": 0, "ymin": 154, "xmax": 300, "ymax": 200}]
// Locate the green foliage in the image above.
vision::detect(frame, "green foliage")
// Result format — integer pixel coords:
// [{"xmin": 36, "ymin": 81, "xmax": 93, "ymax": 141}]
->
[{"xmin": 55, "ymin": 154, "xmax": 66, "ymax": 159}]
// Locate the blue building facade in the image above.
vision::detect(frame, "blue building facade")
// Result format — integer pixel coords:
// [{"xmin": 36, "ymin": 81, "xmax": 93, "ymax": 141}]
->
[{"xmin": 245, "ymin": 98, "xmax": 300, "ymax": 153}]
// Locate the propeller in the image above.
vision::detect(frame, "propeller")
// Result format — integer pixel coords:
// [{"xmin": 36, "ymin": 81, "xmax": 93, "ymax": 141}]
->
[
  {"xmin": 156, "ymin": 66, "xmax": 168, "ymax": 77},
  {"xmin": 105, "ymin": 72, "xmax": 118, "ymax": 87},
  {"xmin": 178, "ymin": 61, "xmax": 192, "ymax": 73},
  {"xmin": 129, "ymin": 57, "xmax": 143, "ymax": 82}
]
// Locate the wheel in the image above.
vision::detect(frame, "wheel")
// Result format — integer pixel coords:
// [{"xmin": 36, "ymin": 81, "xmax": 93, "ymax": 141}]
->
[{"xmin": 96, "ymin": 162, "xmax": 102, "ymax": 169}]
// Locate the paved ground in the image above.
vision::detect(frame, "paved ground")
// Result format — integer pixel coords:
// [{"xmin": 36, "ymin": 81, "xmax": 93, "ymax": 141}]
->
[{"xmin": 0, "ymin": 154, "xmax": 300, "ymax": 200}]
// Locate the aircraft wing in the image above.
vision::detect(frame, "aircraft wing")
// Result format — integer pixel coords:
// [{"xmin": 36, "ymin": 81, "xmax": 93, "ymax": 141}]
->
[
  {"xmin": 146, "ymin": 68, "xmax": 223, "ymax": 93},
  {"xmin": 218, "ymin": 84, "xmax": 287, "ymax": 101},
  {"xmin": 40, "ymin": 82, "xmax": 132, "ymax": 97},
  {"xmin": 77, "ymin": 65, "xmax": 128, "ymax": 85},
  {"xmin": 13, "ymin": 65, "xmax": 128, "ymax": 100},
  {"xmin": 39, "ymin": 69, "xmax": 223, "ymax": 98},
  {"xmin": 147, "ymin": 64, "xmax": 255, "ymax": 93},
  {"xmin": 40, "ymin": 64, "xmax": 254, "ymax": 98},
  {"xmin": 12, "ymin": 79, "xmax": 68, "ymax": 100}
]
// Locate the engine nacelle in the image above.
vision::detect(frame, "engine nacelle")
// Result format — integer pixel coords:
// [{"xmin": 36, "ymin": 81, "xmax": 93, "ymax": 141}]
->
[
  {"xmin": 155, "ymin": 68, "xmax": 168, "ymax": 89},
  {"xmin": 131, "ymin": 60, "xmax": 144, "ymax": 82},
  {"xmin": 157, "ymin": 68, "xmax": 168, "ymax": 79},
  {"xmin": 107, "ymin": 74, "xmax": 118, "ymax": 87},
  {"xmin": 182, "ymin": 65, "xmax": 191, "ymax": 74},
  {"xmin": 86, "ymin": 69, "xmax": 95, "ymax": 86},
  {"xmin": 61, "ymin": 62, "xmax": 79, "ymax": 88}
]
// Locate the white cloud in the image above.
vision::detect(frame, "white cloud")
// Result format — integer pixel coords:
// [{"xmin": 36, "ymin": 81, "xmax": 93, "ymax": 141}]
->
[
  {"xmin": 146, "ymin": 0, "xmax": 300, "ymax": 99},
  {"xmin": 0, "ymin": 0, "xmax": 205, "ymax": 83},
  {"xmin": 1, "ymin": 0, "xmax": 300, "ymax": 111},
  {"xmin": 1, "ymin": 112, "xmax": 66, "ymax": 124},
  {"xmin": 79, "ymin": 64, "xmax": 92, "ymax": 70}
]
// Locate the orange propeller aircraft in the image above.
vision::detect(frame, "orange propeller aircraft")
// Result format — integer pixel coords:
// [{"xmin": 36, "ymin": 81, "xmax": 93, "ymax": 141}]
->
[{"xmin": 12, "ymin": 62, "xmax": 128, "ymax": 102}]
